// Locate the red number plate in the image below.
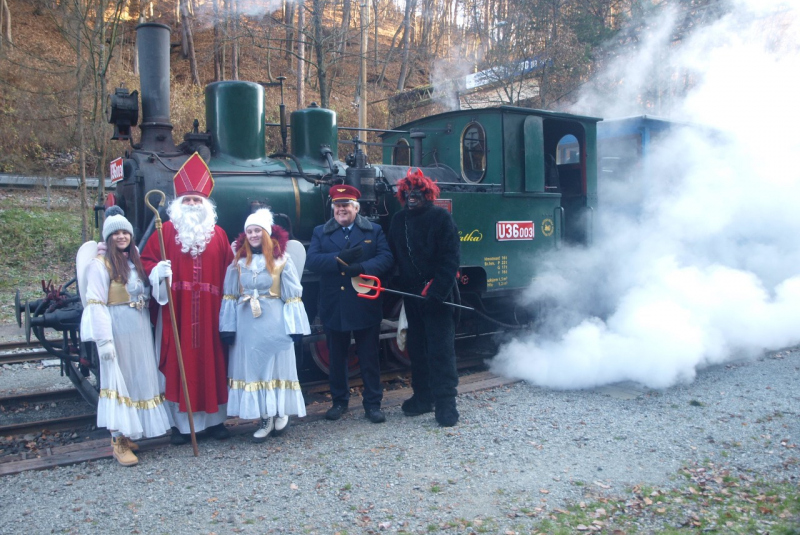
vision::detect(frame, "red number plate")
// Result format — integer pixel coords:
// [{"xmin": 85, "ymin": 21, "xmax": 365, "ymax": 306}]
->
[
  {"xmin": 496, "ymin": 221, "xmax": 534, "ymax": 241},
  {"xmin": 110, "ymin": 157, "xmax": 124, "ymax": 184}
]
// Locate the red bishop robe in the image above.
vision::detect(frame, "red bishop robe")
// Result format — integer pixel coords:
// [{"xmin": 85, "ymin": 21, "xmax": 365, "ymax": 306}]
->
[{"xmin": 141, "ymin": 222, "xmax": 234, "ymax": 414}]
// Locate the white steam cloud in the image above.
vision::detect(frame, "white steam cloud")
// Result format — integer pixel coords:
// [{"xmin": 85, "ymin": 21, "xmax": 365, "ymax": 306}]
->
[{"xmin": 490, "ymin": 0, "xmax": 800, "ymax": 389}]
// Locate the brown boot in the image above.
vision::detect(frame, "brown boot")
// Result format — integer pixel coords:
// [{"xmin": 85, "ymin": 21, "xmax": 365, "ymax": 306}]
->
[
  {"xmin": 111, "ymin": 436, "xmax": 139, "ymax": 467},
  {"xmin": 124, "ymin": 437, "xmax": 139, "ymax": 451}
]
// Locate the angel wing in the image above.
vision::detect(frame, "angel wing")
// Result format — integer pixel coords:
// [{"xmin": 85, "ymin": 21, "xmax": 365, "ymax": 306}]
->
[
  {"xmin": 285, "ymin": 239, "xmax": 307, "ymax": 276},
  {"xmin": 75, "ymin": 241, "xmax": 99, "ymax": 308}
]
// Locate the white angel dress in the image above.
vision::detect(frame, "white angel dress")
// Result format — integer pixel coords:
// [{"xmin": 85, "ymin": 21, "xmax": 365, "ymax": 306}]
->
[
  {"xmin": 220, "ymin": 252, "xmax": 311, "ymax": 420},
  {"xmin": 79, "ymin": 257, "xmax": 170, "ymax": 440}
]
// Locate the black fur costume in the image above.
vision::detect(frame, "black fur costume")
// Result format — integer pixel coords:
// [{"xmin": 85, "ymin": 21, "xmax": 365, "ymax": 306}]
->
[{"xmin": 388, "ymin": 201, "xmax": 461, "ymax": 425}]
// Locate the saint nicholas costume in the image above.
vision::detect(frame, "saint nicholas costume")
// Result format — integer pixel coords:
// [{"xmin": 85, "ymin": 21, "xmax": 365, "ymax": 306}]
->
[{"xmin": 140, "ymin": 153, "xmax": 234, "ymax": 437}]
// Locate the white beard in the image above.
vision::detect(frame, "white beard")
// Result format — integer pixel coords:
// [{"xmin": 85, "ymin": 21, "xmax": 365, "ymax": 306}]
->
[{"xmin": 167, "ymin": 198, "xmax": 217, "ymax": 258}]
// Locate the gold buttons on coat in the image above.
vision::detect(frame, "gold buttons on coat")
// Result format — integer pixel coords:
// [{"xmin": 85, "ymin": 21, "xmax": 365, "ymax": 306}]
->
[{"xmin": 341, "ymin": 286, "xmax": 345, "ymax": 290}]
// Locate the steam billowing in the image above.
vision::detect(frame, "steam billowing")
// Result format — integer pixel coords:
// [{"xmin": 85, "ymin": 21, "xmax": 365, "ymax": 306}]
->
[{"xmin": 491, "ymin": 0, "xmax": 800, "ymax": 389}]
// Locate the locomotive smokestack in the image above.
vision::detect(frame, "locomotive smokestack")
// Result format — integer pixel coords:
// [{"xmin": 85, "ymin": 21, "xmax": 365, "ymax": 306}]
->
[{"xmin": 135, "ymin": 22, "xmax": 176, "ymax": 152}]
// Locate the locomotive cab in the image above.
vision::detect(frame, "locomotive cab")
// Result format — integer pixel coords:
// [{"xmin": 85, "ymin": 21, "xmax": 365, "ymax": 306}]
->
[{"xmin": 381, "ymin": 107, "xmax": 600, "ymax": 313}]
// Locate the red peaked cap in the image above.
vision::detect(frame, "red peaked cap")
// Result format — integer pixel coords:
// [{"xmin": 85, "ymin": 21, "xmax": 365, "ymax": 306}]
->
[
  {"xmin": 330, "ymin": 184, "xmax": 361, "ymax": 203},
  {"xmin": 396, "ymin": 167, "xmax": 440, "ymax": 204},
  {"xmin": 174, "ymin": 152, "xmax": 215, "ymax": 198}
]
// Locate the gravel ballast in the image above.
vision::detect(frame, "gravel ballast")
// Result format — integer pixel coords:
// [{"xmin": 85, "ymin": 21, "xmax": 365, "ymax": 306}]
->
[{"xmin": 0, "ymin": 348, "xmax": 798, "ymax": 534}]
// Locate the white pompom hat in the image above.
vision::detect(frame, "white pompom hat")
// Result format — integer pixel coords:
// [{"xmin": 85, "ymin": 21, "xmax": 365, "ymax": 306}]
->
[{"xmin": 244, "ymin": 208, "xmax": 274, "ymax": 235}]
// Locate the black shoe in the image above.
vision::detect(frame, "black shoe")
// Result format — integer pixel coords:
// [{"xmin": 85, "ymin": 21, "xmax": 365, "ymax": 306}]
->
[
  {"xmin": 169, "ymin": 427, "xmax": 189, "ymax": 445},
  {"xmin": 325, "ymin": 403, "xmax": 349, "ymax": 421},
  {"xmin": 401, "ymin": 395, "xmax": 434, "ymax": 417},
  {"xmin": 208, "ymin": 423, "xmax": 231, "ymax": 440},
  {"xmin": 364, "ymin": 408, "xmax": 386, "ymax": 424},
  {"xmin": 435, "ymin": 398, "xmax": 459, "ymax": 427}
]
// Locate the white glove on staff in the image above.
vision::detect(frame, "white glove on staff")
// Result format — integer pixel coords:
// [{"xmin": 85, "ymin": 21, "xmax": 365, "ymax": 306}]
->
[
  {"xmin": 154, "ymin": 260, "xmax": 172, "ymax": 280},
  {"xmin": 96, "ymin": 339, "xmax": 116, "ymax": 361}
]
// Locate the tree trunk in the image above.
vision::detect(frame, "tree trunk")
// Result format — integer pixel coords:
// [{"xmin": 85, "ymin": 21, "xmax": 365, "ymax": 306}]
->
[
  {"xmin": 231, "ymin": 0, "xmax": 239, "ymax": 80},
  {"xmin": 180, "ymin": 0, "xmax": 200, "ymax": 85},
  {"xmin": 0, "ymin": 0, "xmax": 12, "ymax": 48},
  {"xmin": 337, "ymin": 0, "xmax": 350, "ymax": 59},
  {"xmin": 76, "ymin": 19, "xmax": 88, "ymax": 242},
  {"xmin": 396, "ymin": 0, "xmax": 416, "ymax": 91},
  {"xmin": 285, "ymin": 0, "xmax": 295, "ymax": 59},
  {"xmin": 296, "ymin": 0, "xmax": 305, "ymax": 108},
  {"xmin": 213, "ymin": 0, "xmax": 223, "ymax": 80},
  {"xmin": 377, "ymin": 21, "xmax": 404, "ymax": 86},
  {"xmin": 312, "ymin": 0, "xmax": 328, "ymax": 108}
]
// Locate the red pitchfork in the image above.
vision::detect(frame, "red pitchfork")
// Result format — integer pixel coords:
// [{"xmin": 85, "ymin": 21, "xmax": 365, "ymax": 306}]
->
[{"xmin": 355, "ymin": 274, "xmax": 475, "ymax": 311}]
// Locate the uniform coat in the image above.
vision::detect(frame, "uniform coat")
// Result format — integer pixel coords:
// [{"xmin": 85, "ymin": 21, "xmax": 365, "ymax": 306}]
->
[
  {"xmin": 306, "ymin": 215, "xmax": 393, "ymax": 331},
  {"xmin": 306, "ymin": 213, "xmax": 393, "ymax": 409}
]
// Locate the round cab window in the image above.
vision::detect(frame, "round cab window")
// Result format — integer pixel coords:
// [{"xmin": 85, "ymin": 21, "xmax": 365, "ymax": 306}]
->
[
  {"xmin": 461, "ymin": 122, "xmax": 486, "ymax": 183},
  {"xmin": 393, "ymin": 138, "xmax": 410, "ymax": 166}
]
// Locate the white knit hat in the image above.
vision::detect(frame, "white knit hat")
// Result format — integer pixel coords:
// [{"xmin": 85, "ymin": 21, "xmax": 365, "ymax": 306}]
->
[
  {"xmin": 244, "ymin": 208, "xmax": 273, "ymax": 235},
  {"xmin": 103, "ymin": 206, "xmax": 134, "ymax": 241}
]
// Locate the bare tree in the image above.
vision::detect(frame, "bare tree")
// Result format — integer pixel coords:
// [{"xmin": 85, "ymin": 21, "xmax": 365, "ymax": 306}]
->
[
  {"xmin": 213, "ymin": 0, "xmax": 223, "ymax": 80},
  {"xmin": 0, "ymin": 0, "xmax": 11, "ymax": 49},
  {"xmin": 180, "ymin": 0, "xmax": 200, "ymax": 84},
  {"xmin": 396, "ymin": 0, "xmax": 417, "ymax": 91},
  {"xmin": 296, "ymin": 0, "xmax": 305, "ymax": 108}
]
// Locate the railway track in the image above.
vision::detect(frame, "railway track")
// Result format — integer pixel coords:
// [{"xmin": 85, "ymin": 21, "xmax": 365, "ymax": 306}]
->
[
  {"xmin": 0, "ymin": 363, "xmax": 513, "ymax": 476},
  {"xmin": 0, "ymin": 340, "xmax": 57, "ymax": 366}
]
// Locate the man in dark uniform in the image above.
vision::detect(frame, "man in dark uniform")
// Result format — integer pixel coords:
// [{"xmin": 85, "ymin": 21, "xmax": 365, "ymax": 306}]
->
[
  {"xmin": 388, "ymin": 168, "xmax": 461, "ymax": 427},
  {"xmin": 306, "ymin": 185, "xmax": 394, "ymax": 423}
]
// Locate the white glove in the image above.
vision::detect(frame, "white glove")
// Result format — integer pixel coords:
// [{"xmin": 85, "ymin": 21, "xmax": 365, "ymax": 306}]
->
[
  {"xmin": 96, "ymin": 339, "xmax": 116, "ymax": 361},
  {"xmin": 154, "ymin": 260, "xmax": 172, "ymax": 280}
]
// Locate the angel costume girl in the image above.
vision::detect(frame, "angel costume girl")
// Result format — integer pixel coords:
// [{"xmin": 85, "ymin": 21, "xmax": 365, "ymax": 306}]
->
[
  {"xmin": 79, "ymin": 206, "xmax": 170, "ymax": 466},
  {"xmin": 220, "ymin": 209, "xmax": 311, "ymax": 442}
]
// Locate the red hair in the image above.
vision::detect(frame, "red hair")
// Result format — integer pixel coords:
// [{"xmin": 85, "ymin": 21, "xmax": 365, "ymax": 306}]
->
[
  {"xmin": 233, "ymin": 224, "xmax": 289, "ymax": 270},
  {"xmin": 396, "ymin": 167, "xmax": 440, "ymax": 204}
]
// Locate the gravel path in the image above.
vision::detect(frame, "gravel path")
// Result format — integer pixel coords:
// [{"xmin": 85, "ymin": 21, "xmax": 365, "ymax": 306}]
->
[{"xmin": 1, "ymin": 347, "xmax": 798, "ymax": 534}]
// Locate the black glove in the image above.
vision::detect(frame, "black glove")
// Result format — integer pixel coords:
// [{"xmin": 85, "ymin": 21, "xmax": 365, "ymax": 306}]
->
[
  {"xmin": 290, "ymin": 334, "xmax": 304, "ymax": 344},
  {"xmin": 220, "ymin": 332, "xmax": 235, "ymax": 345},
  {"xmin": 343, "ymin": 263, "xmax": 363, "ymax": 277},
  {"xmin": 337, "ymin": 243, "xmax": 363, "ymax": 264}
]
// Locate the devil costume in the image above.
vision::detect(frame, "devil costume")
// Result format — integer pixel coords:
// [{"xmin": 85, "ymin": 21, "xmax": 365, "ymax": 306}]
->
[
  {"xmin": 220, "ymin": 225, "xmax": 311, "ymax": 421},
  {"xmin": 388, "ymin": 198, "xmax": 461, "ymax": 425}
]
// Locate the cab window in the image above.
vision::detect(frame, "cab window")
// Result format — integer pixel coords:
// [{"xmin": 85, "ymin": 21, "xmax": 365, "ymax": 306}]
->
[
  {"xmin": 556, "ymin": 134, "xmax": 579, "ymax": 164},
  {"xmin": 461, "ymin": 122, "xmax": 486, "ymax": 183},
  {"xmin": 393, "ymin": 138, "xmax": 410, "ymax": 166}
]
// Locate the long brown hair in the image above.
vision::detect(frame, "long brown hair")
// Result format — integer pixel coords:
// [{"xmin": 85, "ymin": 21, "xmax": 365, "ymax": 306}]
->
[
  {"xmin": 106, "ymin": 233, "xmax": 148, "ymax": 286},
  {"xmin": 234, "ymin": 227, "xmax": 276, "ymax": 273}
]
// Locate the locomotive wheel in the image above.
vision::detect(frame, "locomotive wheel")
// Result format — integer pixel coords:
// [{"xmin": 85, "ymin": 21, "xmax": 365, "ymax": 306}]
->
[{"xmin": 309, "ymin": 338, "xmax": 360, "ymax": 377}]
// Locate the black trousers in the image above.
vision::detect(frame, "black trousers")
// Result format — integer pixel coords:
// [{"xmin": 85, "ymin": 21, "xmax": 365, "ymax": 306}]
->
[
  {"xmin": 403, "ymin": 297, "xmax": 458, "ymax": 402},
  {"xmin": 325, "ymin": 324, "xmax": 383, "ymax": 410}
]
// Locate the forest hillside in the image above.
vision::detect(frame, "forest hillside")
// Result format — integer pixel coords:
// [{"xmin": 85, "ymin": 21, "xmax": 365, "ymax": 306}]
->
[{"xmin": 0, "ymin": 0, "xmax": 725, "ymax": 178}]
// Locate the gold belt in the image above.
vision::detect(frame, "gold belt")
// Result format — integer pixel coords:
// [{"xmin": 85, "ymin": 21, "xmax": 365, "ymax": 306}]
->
[{"xmin": 108, "ymin": 295, "xmax": 149, "ymax": 310}]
